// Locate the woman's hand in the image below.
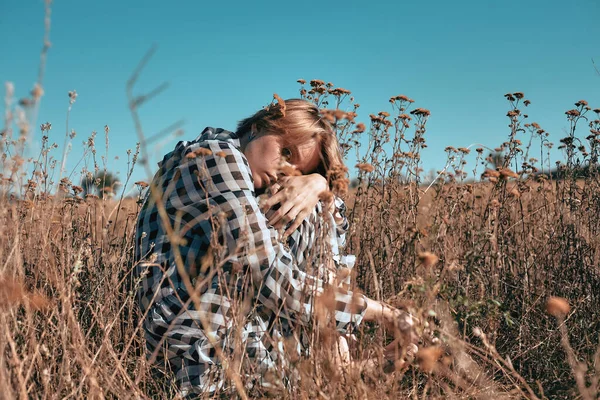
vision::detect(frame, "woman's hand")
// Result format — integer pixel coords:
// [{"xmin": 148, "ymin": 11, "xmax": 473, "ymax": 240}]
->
[
  {"xmin": 363, "ymin": 297, "xmax": 416, "ymax": 335},
  {"xmin": 261, "ymin": 174, "xmax": 330, "ymax": 236},
  {"xmin": 364, "ymin": 297, "xmax": 419, "ymax": 366}
]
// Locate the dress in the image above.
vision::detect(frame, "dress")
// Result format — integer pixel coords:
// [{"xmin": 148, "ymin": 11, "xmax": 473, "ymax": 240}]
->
[{"xmin": 133, "ymin": 127, "xmax": 366, "ymax": 397}]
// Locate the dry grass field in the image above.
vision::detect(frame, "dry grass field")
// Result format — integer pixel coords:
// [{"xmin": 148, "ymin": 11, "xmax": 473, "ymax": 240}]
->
[
  {"xmin": 1, "ymin": 4, "xmax": 600, "ymax": 398},
  {"xmin": 2, "ymin": 79, "xmax": 600, "ymax": 399}
]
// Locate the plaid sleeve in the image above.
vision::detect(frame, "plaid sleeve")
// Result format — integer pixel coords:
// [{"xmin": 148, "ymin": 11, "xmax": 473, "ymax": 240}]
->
[
  {"xmin": 179, "ymin": 140, "xmax": 367, "ymax": 332},
  {"xmin": 333, "ymin": 196, "xmax": 349, "ymax": 247}
]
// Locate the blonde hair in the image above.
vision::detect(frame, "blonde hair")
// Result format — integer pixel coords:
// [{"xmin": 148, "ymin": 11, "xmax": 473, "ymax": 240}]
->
[{"xmin": 236, "ymin": 99, "xmax": 348, "ymax": 194}]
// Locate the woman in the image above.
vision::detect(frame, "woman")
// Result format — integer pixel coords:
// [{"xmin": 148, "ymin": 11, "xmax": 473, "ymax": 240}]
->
[{"xmin": 134, "ymin": 99, "xmax": 414, "ymax": 397}]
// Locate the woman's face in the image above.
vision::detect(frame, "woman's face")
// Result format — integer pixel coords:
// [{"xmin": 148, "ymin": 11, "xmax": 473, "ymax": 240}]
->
[{"xmin": 243, "ymin": 134, "xmax": 321, "ymax": 189}]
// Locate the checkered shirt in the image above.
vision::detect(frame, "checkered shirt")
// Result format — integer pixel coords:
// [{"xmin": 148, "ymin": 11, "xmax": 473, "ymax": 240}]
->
[{"xmin": 133, "ymin": 127, "xmax": 366, "ymax": 396}]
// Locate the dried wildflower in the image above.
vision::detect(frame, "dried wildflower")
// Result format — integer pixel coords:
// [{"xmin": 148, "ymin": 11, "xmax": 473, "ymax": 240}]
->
[
  {"xmin": 330, "ymin": 87, "xmax": 351, "ymax": 96},
  {"xmin": 504, "ymin": 93, "xmax": 516, "ymax": 101},
  {"xmin": 0, "ymin": 277, "xmax": 51, "ymax": 311},
  {"xmin": 68, "ymin": 90, "xmax": 78, "ymax": 104},
  {"xmin": 565, "ymin": 109, "xmax": 580, "ymax": 117},
  {"xmin": 546, "ymin": 296, "xmax": 570, "ymax": 317},
  {"xmin": 523, "ymin": 100, "xmax": 531, "ymax": 106},
  {"xmin": 356, "ymin": 163, "xmax": 375, "ymax": 173},
  {"xmin": 417, "ymin": 346, "xmax": 444, "ymax": 373},
  {"xmin": 72, "ymin": 185, "xmax": 84, "ymax": 195},
  {"xmin": 273, "ymin": 93, "xmax": 286, "ymax": 118},
  {"xmin": 513, "ymin": 92, "xmax": 524, "ymax": 99},
  {"xmin": 593, "ymin": 108, "xmax": 600, "ymax": 114},
  {"xmin": 195, "ymin": 148, "xmax": 213, "ymax": 157},
  {"xmin": 559, "ymin": 137, "xmax": 574, "ymax": 145},
  {"xmin": 575, "ymin": 100, "xmax": 588, "ymax": 107},
  {"xmin": 490, "ymin": 199, "xmax": 501, "ymax": 207},
  {"xmin": 319, "ymin": 190, "xmax": 334, "ymax": 205},
  {"xmin": 457, "ymin": 147, "xmax": 470, "ymax": 154},
  {"xmin": 19, "ymin": 98, "xmax": 34, "ymax": 106},
  {"xmin": 320, "ymin": 109, "xmax": 336, "ymax": 123},
  {"xmin": 499, "ymin": 168, "xmax": 518, "ymax": 179},
  {"xmin": 475, "ymin": 147, "xmax": 484, "ymax": 153},
  {"xmin": 481, "ymin": 169, "xmax": 500, "ymax": 178},
  {"xmin": 410, "ymin": 108, "xmax": 431, "ymax": 117},
  {"xmin": 297, "ymin": 79, "xmax": 306, "ymax": 85},
  {"xmin": 31, "ymin": 83, "xmax": 44, "ymax": 100},
  {"xmin": 378, "ymin": 111, "xmax": 390, "ymax": 117},
  {"xmin": 509, "ymin": 188, "xmax": 520, "ymax": 198},
  {"xmin": 354, "ymin": 123, "xmax": 366, "ymax": 133},
  {"xmin": 418, "ymin": 252, "xmax": 439, "ymax": 268},
  {"xmin": 134, "ymin": 181, "xmax": 149, "ymax": 188},
  {"xmin": 507, "ymin": 110, "xmax": 520, "ymax": 118},
  {"xmin": 309, "ymin": 79, "xmax": 325, "ymax": 87},
  {"xmin": 333, "ymin": 109, "xmax": 346, "ymax": 120},
  {"xmin": 394, "ymin": 94, "xmax": 414, "ymax": 103}
]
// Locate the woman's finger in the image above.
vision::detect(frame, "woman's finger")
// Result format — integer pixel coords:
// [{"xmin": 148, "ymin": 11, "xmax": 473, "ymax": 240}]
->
[
  {"xmin": 285, "ymin": 208, "xmax": 310, "ymax": 236},
  {"xmin": 261, "ymin": 189, "xmax": 288, "ymax": 211},
  {"xmin": 268, "ymin": 184, "xmax": 279, "ymax": 195},
  {"xmin": 268, "ymin": 200, "xmax": 296, "ymax": 227}
]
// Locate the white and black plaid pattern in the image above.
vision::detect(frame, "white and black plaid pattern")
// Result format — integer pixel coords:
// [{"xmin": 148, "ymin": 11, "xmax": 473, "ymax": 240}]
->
[{"xmin": 134, "ymin": 127, "xmax": 366, "ymax": 396}]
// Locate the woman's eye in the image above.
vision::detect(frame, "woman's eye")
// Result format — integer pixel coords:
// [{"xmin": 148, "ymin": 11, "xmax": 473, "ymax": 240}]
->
[{"xmin": 281, "ymin": 148, "xmax": 292, "ymax": 162}]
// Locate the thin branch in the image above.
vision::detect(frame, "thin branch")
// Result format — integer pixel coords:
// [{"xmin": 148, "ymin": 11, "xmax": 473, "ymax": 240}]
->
[
  {"xmin": 145, "ymin": 119, "xmax": 186, "ymax": 144},
  {"xmin": 132, "ymin": 82, "xmax": 169, "ymax": 108},
  {"xmin": 126, "ymin": 44, "xmax": 157, "ymax": 91}
]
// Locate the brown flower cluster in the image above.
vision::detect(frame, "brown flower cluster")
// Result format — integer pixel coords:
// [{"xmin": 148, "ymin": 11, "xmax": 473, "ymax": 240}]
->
[
  {"xmin": 389, "ymin": 94, "xmax": 414, "ymax": 103},
  {"xmin": 356, "ymin": 163, "xmax": 375, "ymax": 173},
  {"xmin": 410, "ymin": 108, "xmax": 431, "ymax": 117},
  {"xmin": 185, "ymin": 147, "xmax": 213, "ymax": 159}
]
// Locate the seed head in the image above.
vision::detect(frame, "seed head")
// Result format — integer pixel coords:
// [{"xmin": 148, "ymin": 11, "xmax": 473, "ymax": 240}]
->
[
  {"xmin": 418, "ymin": 252, "xmax": 439, "ymax": 268},
  {"xmin": 410, "ymin": 108, "xmax": 431, "ymax": 117},
  {"xmin": 31, "ymin": 83, "xmax": 44, "ymax": 100},
  {"xmin": 546, "ymin": 296, "xmax": 570, "ymax": 318},
  {"xmin": 499, "ymin": 168, "xmax": 519, "ymax": 179},
  {"xmin": 356, "ymin": 163, "xmax": 375, "ymax": 173},
  {"xmin": 354, "ymin": 123, "xmax": 366, "ymax": 133},
  {"xmin": 273, "ymin": 93, "xmax": 286, "ymax": 118},
  {"xmin": 482, "ymin": 169, "xmax": 501, "ymax": 179},
  {"xmin": 68, "ymin": 90, "xmax": 78, "ymax": 104},
  {"xmin": 417, "ymin": 346, "xmax": 443, "ymax": 373}
]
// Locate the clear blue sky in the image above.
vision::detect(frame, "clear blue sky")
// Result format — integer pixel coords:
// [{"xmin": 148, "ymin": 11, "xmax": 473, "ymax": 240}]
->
[{"xmin": 1, "ymin": 0, "xmax": 599, "ymax": 193}]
